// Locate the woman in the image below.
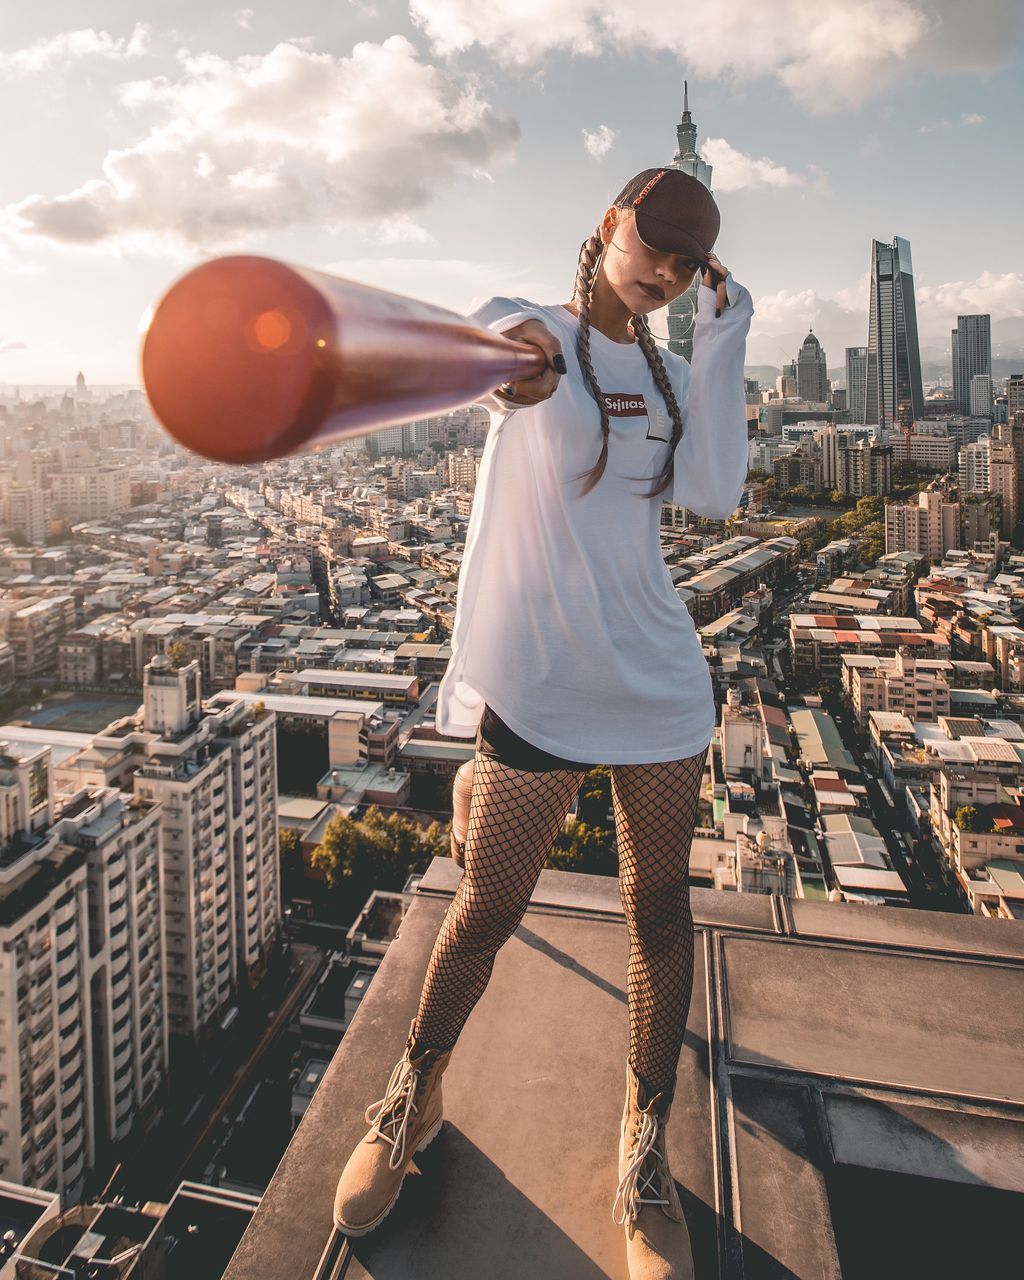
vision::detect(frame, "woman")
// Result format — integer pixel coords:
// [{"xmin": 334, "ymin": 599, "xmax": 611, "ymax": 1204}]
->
[{"xmin": 333, "ymin": 167, "xmax": 754, "ymax": 1278}]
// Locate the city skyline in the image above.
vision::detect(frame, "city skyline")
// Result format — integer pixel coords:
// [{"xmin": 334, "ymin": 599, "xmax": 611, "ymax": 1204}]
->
[{"xmin": 0, "ymin": 2, "xmax": 1021, "ymax": 383}]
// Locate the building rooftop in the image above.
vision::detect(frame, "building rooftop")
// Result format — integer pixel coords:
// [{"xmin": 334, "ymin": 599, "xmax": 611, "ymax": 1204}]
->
[{"xmin": 222, "ymin": 859, "xmax": 1024, "ymax": 1280}]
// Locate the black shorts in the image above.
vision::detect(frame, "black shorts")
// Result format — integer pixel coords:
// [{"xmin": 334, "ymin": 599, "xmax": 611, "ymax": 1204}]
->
[{"xmin": 475, "ymin": 703, "xmax": 596, "ymax": 773}]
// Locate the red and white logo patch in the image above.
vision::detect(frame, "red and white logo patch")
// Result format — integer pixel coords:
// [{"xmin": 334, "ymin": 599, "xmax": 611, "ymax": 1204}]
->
[{"xmin": 600, "ymin": 392, "xmax": 648, "ymax": 417}]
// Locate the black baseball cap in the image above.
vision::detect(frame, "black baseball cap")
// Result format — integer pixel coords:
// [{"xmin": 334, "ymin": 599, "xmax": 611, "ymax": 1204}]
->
[{"xmin": 613, "ymin": 168, "xmax": 720, "ymax": 266}]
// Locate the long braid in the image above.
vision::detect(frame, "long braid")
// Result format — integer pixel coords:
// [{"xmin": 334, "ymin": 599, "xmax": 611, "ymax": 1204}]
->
[
  {"xmin": 566, "ymin": 227, "xmax": 612, "ymax": 496},
  {"xmin": 569, "ymin": 213, "xmax": 685, "ymax": 500},
  {"xmin": 630, "ymin": 311, "xmax": 685, "ymax": 499}
]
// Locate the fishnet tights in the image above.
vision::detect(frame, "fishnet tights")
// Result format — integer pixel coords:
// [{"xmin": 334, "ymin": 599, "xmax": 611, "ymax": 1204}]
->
[{"xmin": 412, "ymin": 747, "xmax": 707, "ymax": 1104}]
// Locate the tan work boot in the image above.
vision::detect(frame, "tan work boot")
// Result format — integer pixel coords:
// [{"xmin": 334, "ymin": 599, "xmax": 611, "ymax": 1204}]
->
[
  {"xmin": 612, "ymin": 1060, "xmax": 694, "ymax": 1280},
  {"xmin": 333, "ymin": 1019, "xmax": 454, "ymax": 1236}
]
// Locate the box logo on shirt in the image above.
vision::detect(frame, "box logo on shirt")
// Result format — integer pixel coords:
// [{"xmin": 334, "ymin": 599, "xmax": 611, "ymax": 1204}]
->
[
  {"xmin": 599, "ymin": 390, "xmax": 670, "ymax": 444},
  {"xmin": 600, "ymin": 392, "xmax": 648, "ymax": 417}
]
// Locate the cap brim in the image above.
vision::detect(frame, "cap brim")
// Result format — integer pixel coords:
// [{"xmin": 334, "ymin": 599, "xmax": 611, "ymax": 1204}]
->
[{"xmin": 634, "ymin": 210, "xmax": 708, "ymax": 262}]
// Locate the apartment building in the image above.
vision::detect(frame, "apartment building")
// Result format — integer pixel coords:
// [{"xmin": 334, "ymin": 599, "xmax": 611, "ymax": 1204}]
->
[
  {"xmin": 3, "ymin": 485, "xmax": 51, "ymax": 546},
  {"xmin": 842, "ymin": 647, "xmax": 953, "ymax": 726},
  {"xmin": 789, "ymin": 614, "xmax": 950, "ymax": 683},
  {"xmin": 50, "ymin": 467, "xmax": 131, "ymax": 521},
  {"xmin": 0, "ymin": 744, "xmax": 164, "ymax": 1202},
  {"xmin": 888, "ymin": 430, "xmax": 955, "ymax": 472},
  {"xmin": 885, "ymin": 483, "xmax": 961, "ymax": 561},
  {"xmin": 127, "ymin": 657, "xmax": 280, "ymax": 1042},
  {"xmin": 0, "ymin": 595, "xmax": 77, "ymax": 679},
  {"xmin": 836, "ymin": 436, "xmax": 892, "ymax": 497}
]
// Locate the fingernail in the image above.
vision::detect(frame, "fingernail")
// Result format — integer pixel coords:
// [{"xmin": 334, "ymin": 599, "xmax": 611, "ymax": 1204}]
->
[{"xmin": 552, "ymin": 353, "xmax": 567, "ymax": 374}]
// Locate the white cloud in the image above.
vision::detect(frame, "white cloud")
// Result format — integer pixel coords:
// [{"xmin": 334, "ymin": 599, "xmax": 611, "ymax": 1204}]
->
[
  {"xmin": 234, "ymin": 9, "xmax": 255, "ymax": 30},
  {"xmin": 918, "ymin": 111, "xmax": 986, "ymax": 132},
  {"xmin": 2, "ymin": 36, "xmax": 519, "ymax": 255},
  {"xmin": 582, "ymin": 125, "xmax": 616, "ymax": 159},
  {"xmin": 916, "ymin": 270, "xmax": 1024, "ymax": 324},
  {"xmin": 0, "ymin": 23, "xmax": 150, "ymax": 74},
  {"xmin": 0, "ymin": 340, "xmax": 29, "ymax": 355},
  {"xmin": 409, "ymin": 0, "xmax": 1021, "ymax": 112},
  {"xmin": 701, "ymin": 137, "xmax": 806, "ymax": 191},
  {"xmin": 372, "ymin": 215, "xmax": 436, "ymax": 245}
]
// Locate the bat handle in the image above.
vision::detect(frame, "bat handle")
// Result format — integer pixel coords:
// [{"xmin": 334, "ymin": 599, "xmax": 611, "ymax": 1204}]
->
[{"xmin": 502, "ymin": 338, "xmax": 551, "ymax": 381}]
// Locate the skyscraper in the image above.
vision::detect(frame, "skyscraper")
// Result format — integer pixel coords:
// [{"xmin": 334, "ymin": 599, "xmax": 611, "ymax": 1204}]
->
[
  {"xmin": 845, "ymin": 347, "xmax": 868, "ymax": 424},
  {"xmin": 951, "ymin": 314, "xmax": 992, "ymax": 415},
  {"xmin": 797, "ymin": 331, "xmax": 829, "ymax": 402},
  {"xmin": 665, "ymin": 81, "xmax": 713, "ymax": 363},
  {"xmin": 863, "ymin": 237, "xmax": 925, "ymax": 431}
]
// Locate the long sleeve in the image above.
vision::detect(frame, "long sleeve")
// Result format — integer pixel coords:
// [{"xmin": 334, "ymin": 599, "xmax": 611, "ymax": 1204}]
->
[
  {"xmin": 467, "ymin": 295, "xmax": 550, "ymax": 414},
  {"xmin": 670, "ymin": 273, "xmax": 754, "ymax": 518}
]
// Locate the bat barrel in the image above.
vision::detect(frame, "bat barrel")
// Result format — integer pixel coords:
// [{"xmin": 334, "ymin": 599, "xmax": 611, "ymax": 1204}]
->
[{"xmin": 140, "ymin": 254, "xmax": 548, "ymax": 464}]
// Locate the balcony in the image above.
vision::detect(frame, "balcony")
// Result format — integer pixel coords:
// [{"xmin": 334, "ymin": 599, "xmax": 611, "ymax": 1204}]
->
[{"xmin": 223, "ymin": 858, "xmax": 1024, "ymax": 1279}]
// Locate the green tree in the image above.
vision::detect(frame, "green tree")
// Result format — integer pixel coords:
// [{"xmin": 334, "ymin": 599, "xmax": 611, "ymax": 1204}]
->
[
  {"xmin": 954, "ymin": 805, "xmax": 980, "ymax": 833},
  {"xmin": 798, "ymin": 516, "xmax": 830, "ymax": 558},
  {"xmin": 312, "ymin": 806, "xmax": 448, "ymax": 918},
  {"xmin": 545, "ymin": 820, "xmax": 618, "ymax": 876},
  {"xmin": 167, "ymin": 639, "xmax": 191, "ymax": 668},
  {"xmin": 278, "ymin": 827, "xmax": 303, "ymax": 892}
]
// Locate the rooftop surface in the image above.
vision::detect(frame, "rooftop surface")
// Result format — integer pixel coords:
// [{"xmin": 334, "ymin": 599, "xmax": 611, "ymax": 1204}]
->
[{"xmin": 223, "ymin": 860, "xmax": 1024, "ymax": 1279}]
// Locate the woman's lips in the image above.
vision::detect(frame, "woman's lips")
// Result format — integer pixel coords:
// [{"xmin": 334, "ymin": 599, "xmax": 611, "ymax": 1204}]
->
[{"xmin": 638, "ymin": 282, "xmax": 665, "ymax": 301}]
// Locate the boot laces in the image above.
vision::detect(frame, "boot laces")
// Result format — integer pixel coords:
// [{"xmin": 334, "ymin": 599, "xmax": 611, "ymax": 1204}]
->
[
  {"xmin": 365, "ymin": 1053, "xmax": 432, "ymax": 1171},
  {"xmin": 612, "ymin": 1109, "xmax": 671, "ymax": 1227}
]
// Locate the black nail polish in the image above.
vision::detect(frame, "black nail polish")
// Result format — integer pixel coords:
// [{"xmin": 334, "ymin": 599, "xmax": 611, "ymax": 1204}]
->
[{"xmin": 552, "ymin": 353, "xmax": 567, "ymax": 374}]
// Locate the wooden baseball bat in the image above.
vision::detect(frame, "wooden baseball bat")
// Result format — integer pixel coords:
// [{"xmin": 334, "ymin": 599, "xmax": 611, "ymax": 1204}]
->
[{"xmin": 140, "ymin": 254, "xmax": 549, "ymax": 464}]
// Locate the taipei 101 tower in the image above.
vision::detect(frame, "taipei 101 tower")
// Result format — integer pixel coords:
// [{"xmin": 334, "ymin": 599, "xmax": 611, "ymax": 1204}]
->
[{"xmin": 666, "ymin": 81, "xmax": 713, "ymax": 362}]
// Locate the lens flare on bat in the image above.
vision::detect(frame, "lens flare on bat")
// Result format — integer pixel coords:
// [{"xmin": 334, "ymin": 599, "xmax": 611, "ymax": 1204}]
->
[{"xmin": 140, "ymin": 254, "xmax": 548, "ymax": 465}]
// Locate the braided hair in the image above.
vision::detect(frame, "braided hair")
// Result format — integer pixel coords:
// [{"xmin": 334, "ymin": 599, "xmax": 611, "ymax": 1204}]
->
[{"xmin": 567, "ymin": 208, "xmax": 686, "ymax": 500}]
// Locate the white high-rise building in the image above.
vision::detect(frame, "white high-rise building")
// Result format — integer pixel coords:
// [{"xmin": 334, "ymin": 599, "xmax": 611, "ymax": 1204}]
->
[
  {"xmin": 845, "ymin": 348, "xmax": 868, "ymax": 423},
  {"xmin": 0, "ymin": 743, "xmax": 164, "ymax": 1201},
  {"xmin": 958, "ymin": 435, "xmax": 991, "ymax": 493},
  {"xmin": 970, "ymin": 373, "xmax": 993, "ymax": 419},
  {"xmin": 129, "ymin": 656, "xmax": 280, "ymax": 1042}
]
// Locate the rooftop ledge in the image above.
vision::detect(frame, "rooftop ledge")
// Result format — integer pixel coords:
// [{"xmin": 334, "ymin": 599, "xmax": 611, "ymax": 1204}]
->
[{"xmin": 224, "ymin": 859, "xmax": 1024, "ymax": 1280}]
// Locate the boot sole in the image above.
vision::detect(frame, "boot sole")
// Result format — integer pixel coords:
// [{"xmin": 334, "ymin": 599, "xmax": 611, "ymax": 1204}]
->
[{"xmin": 333, "ymin": 1113, "xmax": 444, "ymax": 1237}]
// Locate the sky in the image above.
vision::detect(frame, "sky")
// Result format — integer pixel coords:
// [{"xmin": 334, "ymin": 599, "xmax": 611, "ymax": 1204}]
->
[{"xmin": 1, "ymin": 0, "xmax": 1022, "ymax": 385}]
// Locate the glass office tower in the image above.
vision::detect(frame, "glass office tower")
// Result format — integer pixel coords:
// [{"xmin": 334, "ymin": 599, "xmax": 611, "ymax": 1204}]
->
[
  {"xmin": 952, "ymin": 314, "xmax": 992, "ymax": 415},
  {"xmin": 863, "ymin": 236, "xmax": 925, "ymax": 431}
]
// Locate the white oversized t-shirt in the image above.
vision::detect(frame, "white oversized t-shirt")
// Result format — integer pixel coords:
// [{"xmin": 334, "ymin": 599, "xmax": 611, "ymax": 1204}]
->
[{"xmin": 434, "ymin": 274, "xmax": 754, "ymax": 764}]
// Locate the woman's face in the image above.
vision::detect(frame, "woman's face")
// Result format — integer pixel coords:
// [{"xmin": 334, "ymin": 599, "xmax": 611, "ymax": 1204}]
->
[{"xmin": 598, "ymin": 205, "xmax": 701, "ymax": 314}]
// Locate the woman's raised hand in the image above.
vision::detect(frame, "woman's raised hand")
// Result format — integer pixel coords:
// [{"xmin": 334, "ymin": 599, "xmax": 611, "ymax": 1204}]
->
[
  {"xmin": 492, "ymin": 318, "xmax": 565, "ymax": 406},
  {"xmin": 702, "ymin": 251, "xmax": 731, "ymax": 317}
]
